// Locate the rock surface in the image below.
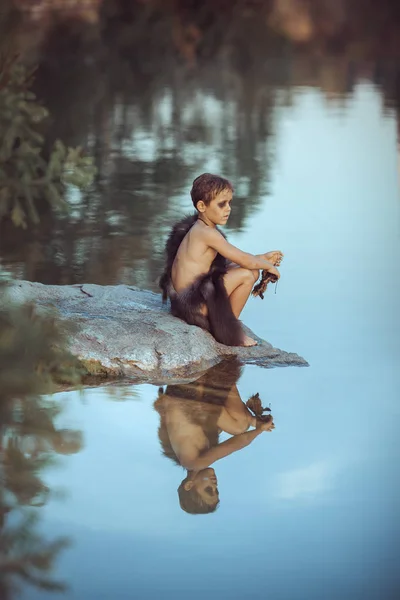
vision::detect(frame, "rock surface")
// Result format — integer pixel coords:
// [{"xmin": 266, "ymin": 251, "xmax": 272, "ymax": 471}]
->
[{"xmin": 2, "ymin": 281, "xmax": 308, "ymax": 383}]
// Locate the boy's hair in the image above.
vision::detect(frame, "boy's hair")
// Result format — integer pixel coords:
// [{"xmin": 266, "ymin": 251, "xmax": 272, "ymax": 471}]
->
[
  {"xmin": 190, "ymin": 173, "xmax": 233, "ymax": 209},
  {"xmin": 178, "ymin": 477, "xmax": 220, "ymax": 515}
]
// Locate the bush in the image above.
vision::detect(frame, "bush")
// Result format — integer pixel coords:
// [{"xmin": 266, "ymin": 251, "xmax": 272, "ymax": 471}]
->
[{"xmin": 0, "ymin": 55, "xmax": 96, "ymax": 228}]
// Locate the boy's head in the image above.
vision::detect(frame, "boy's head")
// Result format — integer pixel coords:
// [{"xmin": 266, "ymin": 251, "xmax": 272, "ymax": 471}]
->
[
  {"xmin": 177, "ymin": 468, "xmax": 220, "ymax": 515},
  {"xmin": 191, "ymin": 173, "xmax": 233, "ymax": 225}
]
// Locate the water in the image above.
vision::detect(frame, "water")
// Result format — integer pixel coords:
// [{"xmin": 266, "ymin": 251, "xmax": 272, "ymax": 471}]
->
[{"xmin": 1, "ymin": 12, "xmax": 400, "ymax": 600}]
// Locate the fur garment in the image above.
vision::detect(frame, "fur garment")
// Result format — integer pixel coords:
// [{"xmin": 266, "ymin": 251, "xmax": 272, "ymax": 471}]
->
[{"xmin": 159, "ymin": 214, "xmax": 244, "ymax": 346}]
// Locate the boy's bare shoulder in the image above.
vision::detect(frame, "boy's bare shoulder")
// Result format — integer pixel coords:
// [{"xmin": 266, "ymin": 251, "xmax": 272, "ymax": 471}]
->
[
  {"xmin": 194, "ymin": 222, "xmax": 225, "ymax": 242},
  {"xmin": 189, "ymin": 221, "xmax": 223, "ymax": 248}
]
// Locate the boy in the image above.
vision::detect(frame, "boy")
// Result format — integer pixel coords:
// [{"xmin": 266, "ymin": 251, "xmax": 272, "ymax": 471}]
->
[
  {"xmin": 154, "ymin": 359, "xmax": 275, "ymax": 514},
  {"xmin": 159, "ymin": 173, "xmax": 282, "ymax": 347}
]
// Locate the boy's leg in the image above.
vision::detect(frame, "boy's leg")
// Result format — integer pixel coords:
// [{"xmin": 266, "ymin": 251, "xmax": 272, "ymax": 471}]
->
[
  {"xmin": 222, "ymin": 267, "xmax": 259, "ymax": 347},
  {"xmin": 216, "ymin": 385, "xmax": 256, "ymax": 434},
  {"xmin": 223, "ymin": 267, "xmax": 259, "ymax": 318}
]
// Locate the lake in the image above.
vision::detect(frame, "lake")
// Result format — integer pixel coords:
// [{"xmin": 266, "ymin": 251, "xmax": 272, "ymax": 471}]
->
[{"xmin": 1, "ymin": 11, "xmax": 400, "ymax": 600}]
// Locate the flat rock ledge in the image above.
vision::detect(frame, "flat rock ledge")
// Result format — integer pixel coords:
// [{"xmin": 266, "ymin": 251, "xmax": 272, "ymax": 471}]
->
[{"xmin": 3, "ymin": 281, "xmax": 308, "ymax": 384}]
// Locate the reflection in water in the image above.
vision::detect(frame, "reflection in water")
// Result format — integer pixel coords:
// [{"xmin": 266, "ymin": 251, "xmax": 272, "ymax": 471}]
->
[
  {"xmin": 154, "ymin": 360, "xmax": 274, "ymax": 514},
  {"xmin": 0, "ymin": 394, "xmax": 83, "ymax": 598},
  {"xmin": 0, "ymin": 4, "xmax": 398, "ymax": 598},
  {"xmin": 1, "ymin": 4, "xmax": 400, "ymax": 287},
  {"xmin": 0, "ymin": 13, "xmax": 276, "ymax": 287}
]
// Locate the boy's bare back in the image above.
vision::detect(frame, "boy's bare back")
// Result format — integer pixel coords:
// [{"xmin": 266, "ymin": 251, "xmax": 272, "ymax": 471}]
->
[{"xmin": 171, "ymin": 220, "xmax": 217, "ymax": 292}]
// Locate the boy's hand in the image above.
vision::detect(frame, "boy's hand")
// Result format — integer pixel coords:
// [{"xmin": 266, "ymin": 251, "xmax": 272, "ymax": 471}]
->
[
  {"xmin": 264, "ymin": 251, "xmax": 283, "ymax": 266},
  {"xmin": 256, "ymin": 416, "xmax": 275, "ymax": 432},
  {"xmin": 267, "ymin": 265, "xmax": 280, "ymax": 279}
]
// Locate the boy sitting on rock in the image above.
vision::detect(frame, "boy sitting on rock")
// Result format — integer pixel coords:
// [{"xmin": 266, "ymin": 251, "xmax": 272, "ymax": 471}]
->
[{"xmin": 159, "ymin": 173, "xmax": 282, "ymax": 347}]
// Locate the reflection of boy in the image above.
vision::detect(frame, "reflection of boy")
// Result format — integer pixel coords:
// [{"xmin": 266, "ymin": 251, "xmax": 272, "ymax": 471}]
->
[
  {"xmin": 154, "ymin": 362, "xmax": 275, "ymax": 515},
  {"xmin": 160, "ymin": 173, "xmax": 282, "ymax": 347}
]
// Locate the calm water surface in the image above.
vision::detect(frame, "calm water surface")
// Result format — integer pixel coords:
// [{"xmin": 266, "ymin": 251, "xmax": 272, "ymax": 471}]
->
[{"xmin": 2, "ymin": 48, "xmax": 400, "ymax": 600}]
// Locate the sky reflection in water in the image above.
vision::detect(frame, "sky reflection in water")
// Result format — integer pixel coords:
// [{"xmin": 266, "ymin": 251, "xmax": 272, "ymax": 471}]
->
[{"xmin": 17, "ymin": 82, "xmax": 400, "ymax": 599}]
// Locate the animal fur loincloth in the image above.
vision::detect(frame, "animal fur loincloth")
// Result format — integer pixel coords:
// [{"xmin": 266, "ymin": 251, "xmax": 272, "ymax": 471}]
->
[{"xmin": 159, "ymin": 214, "xmax": 244, "ymax": 346}]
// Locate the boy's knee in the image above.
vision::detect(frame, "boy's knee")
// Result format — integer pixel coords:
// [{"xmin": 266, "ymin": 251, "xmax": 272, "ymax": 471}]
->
[
  {"xmin": 251, "ymin": 269, "xmax": 260, "ymax": 282},
  {"xmin": 242, "ymin": 269, "xmax": 259, "ymax": 285},
  {"xmin": 230, "ymin": 413, "xmax": 251, "ymax": 434}
]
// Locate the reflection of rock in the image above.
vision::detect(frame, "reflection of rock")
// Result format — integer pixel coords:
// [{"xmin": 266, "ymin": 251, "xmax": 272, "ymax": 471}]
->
[{"xmin": 3, "ymin": 281, "xmax": 308, "ymax": 383}]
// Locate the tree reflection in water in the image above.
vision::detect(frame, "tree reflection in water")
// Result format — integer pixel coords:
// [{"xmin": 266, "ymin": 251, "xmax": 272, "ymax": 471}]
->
[
  {"xmin": 1, "ymin": 2, "xmax": 400, "ymax": 287},
  {"xmin": 0, "ymin": 7, "xmax": 282, "ymax": 287},
  {"xmin": 155, "ymin": 359, "xmax": 274, "ymax": 515},
  {"xmin": 0, "ymin": 293, "xmax": 84, "ymax": 598},
  {"xmin": 0, "ymin": 394, "xmax": 83, "ymax": 598}
]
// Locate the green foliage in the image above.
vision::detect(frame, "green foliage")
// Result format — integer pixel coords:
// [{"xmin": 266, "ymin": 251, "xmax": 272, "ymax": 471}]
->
[{"xmin": 0, "ymin": 57, "xmax": 96, "ymax": 228}]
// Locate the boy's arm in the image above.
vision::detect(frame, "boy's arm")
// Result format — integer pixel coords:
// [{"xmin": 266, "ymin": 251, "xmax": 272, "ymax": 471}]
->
[
  {"xmin": 205, "ymin": 228, "xmax": 280, "ymax": 275},
  {"xmin": 228, "ymin": 253, "xmax": 282, "ymax": 270},
  {"xmin": 184, "ymin": 428, "xmax": 264, "ymax": 471},
  {"xmin": 256, "ymin": 251, "xmax": 284, "ymax": 266}
]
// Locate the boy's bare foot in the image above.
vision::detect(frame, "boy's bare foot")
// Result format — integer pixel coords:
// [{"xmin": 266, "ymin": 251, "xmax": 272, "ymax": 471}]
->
[{"xmin": 243, "ymin": 335, "xmax": 257, "ymax": 347}]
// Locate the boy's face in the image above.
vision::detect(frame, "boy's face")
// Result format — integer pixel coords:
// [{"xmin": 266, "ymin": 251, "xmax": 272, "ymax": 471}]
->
[
  {"xmin": 189, "ymin": 468, "xmax": 219, "ymax": 506},
  {"xmin": 199, "ymin": 188, "xmax": 232, "ymax": 225}
]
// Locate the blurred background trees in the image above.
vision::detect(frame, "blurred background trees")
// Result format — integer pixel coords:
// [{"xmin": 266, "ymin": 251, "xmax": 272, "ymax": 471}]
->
[
  {"xmin": 0, "ymin": 54, "xmax": 96, "ymax": 229},
  {"xmin": 0, "ymin": 0, "xmax": 399, "ymax": 289}
]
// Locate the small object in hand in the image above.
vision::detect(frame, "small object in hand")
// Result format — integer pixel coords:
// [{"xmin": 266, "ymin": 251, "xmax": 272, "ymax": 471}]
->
[
  {"xmin": 246, "ymin": 392, "xmax": 271, "ymax": 417},
  {"xmin": 256, "ymin": 414, "xmax": 273, "ymax": 423},
  {"xmin": 252, "ymin": 271, "xmax": 278, "ymax": 299}
]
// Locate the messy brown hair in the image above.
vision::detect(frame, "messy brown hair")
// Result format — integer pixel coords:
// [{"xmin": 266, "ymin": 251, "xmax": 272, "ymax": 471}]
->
[
  {"xmin": 190, "ymin": 173, "xmax": 233, "ymax": 209},
  {"xmin": 178, "ymin": 477, "xmax": 220, "ymax": 515}
]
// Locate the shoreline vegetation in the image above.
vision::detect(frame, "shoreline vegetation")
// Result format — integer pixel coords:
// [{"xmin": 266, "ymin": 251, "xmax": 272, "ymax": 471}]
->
[{"xmin": 0, "ymin": 56, "xmax": 96, "ymax": 229}]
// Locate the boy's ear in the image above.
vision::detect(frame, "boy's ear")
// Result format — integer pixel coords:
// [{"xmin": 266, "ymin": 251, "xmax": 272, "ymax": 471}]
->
[
  {"xmin": 196, "ymin": 200, "xmax": 206, "ymax": 213},
  {"xmin": 184, "ymin": 480, "xmax": 194, "ymax": 491}
]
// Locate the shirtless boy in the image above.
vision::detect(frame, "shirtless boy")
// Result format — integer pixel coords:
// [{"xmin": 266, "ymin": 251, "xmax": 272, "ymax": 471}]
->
[
  {"xmin": 160, "ymin": 173, "xmax": 282, "ymax": 347},
  {"xmin": 155, "ymin": 360, "xmax": 275, "ymax": 514}
]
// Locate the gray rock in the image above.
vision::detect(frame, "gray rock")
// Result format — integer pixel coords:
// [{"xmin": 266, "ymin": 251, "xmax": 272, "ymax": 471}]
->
[{"xmin": 2, "ymin": 281, "xmax": 308, "ymax": 383}]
